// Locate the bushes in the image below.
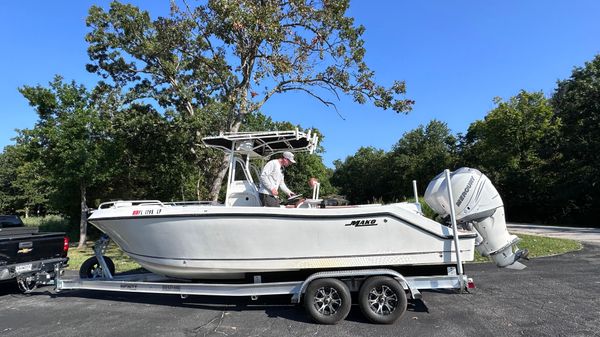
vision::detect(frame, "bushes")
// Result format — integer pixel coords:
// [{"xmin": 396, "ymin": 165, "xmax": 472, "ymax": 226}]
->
[{"xmin": 22, "ymin": 215, "xmax": 79, "ymax": 241}]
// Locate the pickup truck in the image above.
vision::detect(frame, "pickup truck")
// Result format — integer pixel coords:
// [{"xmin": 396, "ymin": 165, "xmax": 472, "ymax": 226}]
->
[{"xmin": 0, "ymin": 215, "xmax": 69, "ymax": 292}]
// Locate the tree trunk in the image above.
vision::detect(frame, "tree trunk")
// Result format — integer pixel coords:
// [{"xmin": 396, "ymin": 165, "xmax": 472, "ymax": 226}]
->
[
  {"xmin": 196, "ymin": 167, "xmax": 202, "ymax": 201},
  {"xmin": 208, "ymin": 115, "xmax": 246, "ymax": 201},
  {"xmin": 207, "ymin": 80, "xmax": 253, "ymax": 201},
  {"xmin": 77, "ymin": 183, "xmax": 88, "ymax": 249},
  {"xmin": 209, "ymin": 153, "xmax": 232, "ymax": 201}
]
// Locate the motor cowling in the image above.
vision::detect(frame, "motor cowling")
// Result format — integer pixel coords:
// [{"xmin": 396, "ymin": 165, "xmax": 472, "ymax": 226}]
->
[{"xmin": 424, "ymin": 168, "xmax": 528, "ymax": 269}]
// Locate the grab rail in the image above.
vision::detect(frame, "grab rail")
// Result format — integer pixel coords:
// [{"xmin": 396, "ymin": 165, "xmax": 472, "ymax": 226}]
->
[{"xmin": 98, "ymin": 200, "xmax": 164, "ymax": 209}]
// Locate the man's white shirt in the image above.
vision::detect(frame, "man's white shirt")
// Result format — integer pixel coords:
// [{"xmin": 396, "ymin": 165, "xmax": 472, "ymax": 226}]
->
[{"xmin": 259, "ymin": 159, "xmax": 292, "ymax": 196}]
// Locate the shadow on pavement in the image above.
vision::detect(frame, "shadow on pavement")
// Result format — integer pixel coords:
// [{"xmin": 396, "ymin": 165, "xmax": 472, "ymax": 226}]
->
[{"xmin": 50, "ymin": 285, "xmax": 434, "ymax": 324}]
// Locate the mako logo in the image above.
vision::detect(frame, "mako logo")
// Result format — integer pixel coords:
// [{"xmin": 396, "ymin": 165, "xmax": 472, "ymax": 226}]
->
[{"xmin": 345, "ymin": 219, "xmax": 378, "ymax": 227}]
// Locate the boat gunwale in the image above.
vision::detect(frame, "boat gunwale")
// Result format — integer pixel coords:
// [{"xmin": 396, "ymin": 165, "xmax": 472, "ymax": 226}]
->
[{"xmin": 89, "ymin": 210, "xmax": 478, "ymax": 240}]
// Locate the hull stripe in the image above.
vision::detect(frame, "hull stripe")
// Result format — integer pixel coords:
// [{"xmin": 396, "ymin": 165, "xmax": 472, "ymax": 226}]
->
[{"xmin": 90, "ymin": 211, "xmax": 478, "ymax": 240}]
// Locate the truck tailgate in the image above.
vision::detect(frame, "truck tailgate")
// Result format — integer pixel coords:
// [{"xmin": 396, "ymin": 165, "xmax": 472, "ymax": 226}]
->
[{"xmin": 0, "ymin": 232, "xmax": 66, "ymax": 266}]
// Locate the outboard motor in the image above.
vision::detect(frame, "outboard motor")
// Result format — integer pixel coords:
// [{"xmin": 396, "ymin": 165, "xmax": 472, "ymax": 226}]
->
[{"xmin": 425, "ymin": 167, "xmax": 528, "ymax": 269}]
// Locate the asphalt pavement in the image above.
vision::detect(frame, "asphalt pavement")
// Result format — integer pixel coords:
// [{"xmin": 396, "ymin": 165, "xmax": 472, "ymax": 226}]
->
[{"xmin": 1, "ymin": 242, "xmax": 599, "ymax": 337}]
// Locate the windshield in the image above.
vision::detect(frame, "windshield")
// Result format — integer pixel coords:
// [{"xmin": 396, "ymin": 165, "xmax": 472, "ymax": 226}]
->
[{"xmin": 0, "ymin": 215, "xmax": 24, "ymax": 228}]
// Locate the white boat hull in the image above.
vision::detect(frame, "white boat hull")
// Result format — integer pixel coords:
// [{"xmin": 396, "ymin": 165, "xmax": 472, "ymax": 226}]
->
[{"xmin": 89, "ymin": 203, "xmax": 476, "ymax": 279}]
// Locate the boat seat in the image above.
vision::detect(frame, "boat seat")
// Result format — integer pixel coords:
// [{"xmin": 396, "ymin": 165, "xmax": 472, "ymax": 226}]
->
[{"xmin": 226, "ymin": 180, "xmax": 261, "ymax": 207}]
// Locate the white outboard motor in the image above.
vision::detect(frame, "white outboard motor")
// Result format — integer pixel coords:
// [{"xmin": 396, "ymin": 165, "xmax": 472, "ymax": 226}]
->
[{"xmin": 425, "ymin": 167, "xmax": 528, "ymax": 269}]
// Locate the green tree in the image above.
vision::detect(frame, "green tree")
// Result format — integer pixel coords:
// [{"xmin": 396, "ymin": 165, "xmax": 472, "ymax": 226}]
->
[
  {"xmin": 0, "ymin": 147, "xmax": 21, "ymax": 213},
  {"xmin": 85, "ymin": 0, "xmax": 413, "ymax": 201},
  {"xmin": 331, "ymin": 146, "xmax": 387, "ymax": 204},
  {"xmin": 0, "ymin": 146, "xmax": 39, "ymax": 214},
  {"xmin": 12, "ymin": 149, "xmax": 52, "ymax": 217},
  {"xmin": 551, "ymin": 55, "xmax": 600, "ymax": 226},
  {"xmin": 461, "ymin": 91, "xmax": 560, "ymax": 222},
  {"xmin": 19, "ymin": 77, "xmax": 110, "ymax": 248},
  {"xmin": 101, "ymin": 103, "xmax": 201, "ymax": 202},
  {"xmin": 387, "ymin": 120, "xmax": 458, "ymax": 201}
]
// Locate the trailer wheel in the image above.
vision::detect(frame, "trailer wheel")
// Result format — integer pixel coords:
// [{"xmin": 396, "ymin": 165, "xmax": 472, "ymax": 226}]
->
[
  {"xmin": 304, "ymin": 278, "xmax": 351, "ymax": 324},
  {"xmin": 358, "ymin": 276, "xmax": 407, "ymax": 324},
  {"xmin": 79, "ymin": 256, "xmax": 115, "ymax": 279}
]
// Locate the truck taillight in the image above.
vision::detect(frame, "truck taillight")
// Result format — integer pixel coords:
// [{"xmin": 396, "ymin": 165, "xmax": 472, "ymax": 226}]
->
[{"xmin": 63, "ymin": 236, "xmax": 69, "ymax": 254}]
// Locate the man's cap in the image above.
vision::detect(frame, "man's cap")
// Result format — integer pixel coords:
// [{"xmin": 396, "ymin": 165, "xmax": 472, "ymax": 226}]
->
[{"xmin": 283, "ymin": 151, "xmax": 296, "ymax": 163}]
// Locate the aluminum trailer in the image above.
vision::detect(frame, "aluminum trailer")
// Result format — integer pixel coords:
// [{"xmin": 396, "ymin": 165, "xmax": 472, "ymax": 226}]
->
[{"xmin": 55, "ymin": 260, "xmax": 473, "ymax": 324}]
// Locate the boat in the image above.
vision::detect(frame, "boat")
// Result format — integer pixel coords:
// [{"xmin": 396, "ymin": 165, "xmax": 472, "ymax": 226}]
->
[{"xmin": 87, "ymin": 130, "xmax": 528, "ymax": 279}]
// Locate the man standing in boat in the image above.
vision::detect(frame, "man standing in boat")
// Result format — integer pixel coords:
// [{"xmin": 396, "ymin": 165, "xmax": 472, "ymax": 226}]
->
[{"xmin": 258, "ymin": 151, "xmax": 297, "ymax": 207}]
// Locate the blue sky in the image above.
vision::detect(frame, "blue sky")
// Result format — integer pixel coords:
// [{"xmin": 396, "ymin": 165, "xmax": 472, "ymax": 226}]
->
[{"xmin": 1, "ymin": 1, "xmax": 599, "ymax": 167}]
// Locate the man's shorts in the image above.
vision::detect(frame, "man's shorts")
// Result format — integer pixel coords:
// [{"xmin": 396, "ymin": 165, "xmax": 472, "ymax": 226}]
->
[{"xmin": 259, "ymin": 193, "xmax": 280, "ymax": 207}]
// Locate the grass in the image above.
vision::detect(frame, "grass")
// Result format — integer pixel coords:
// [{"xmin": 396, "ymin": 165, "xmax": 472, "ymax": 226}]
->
[
  {"xmin": 67, "ymin": 242, "xmax": 142, "ymax": 273},
  {"xmin": 20, "ymin": 216, "xmax": 140, "ymax": 272},
  {"xmin": 66, "ymin": 233, "xmax": 582, "ymax": 274},
  {"xmin": 22, "ymin": 214, "xmax": 70, "ymax": 231},
  {"xmin": 472, "ymin": 233, "xmax": 582, "ymax": 263},
  {"xmin": 22, "ymin": 215, "xmax": 80, "ymax": 241}
]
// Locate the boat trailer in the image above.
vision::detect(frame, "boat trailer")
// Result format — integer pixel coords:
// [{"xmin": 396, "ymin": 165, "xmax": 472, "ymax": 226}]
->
[{"xmin": 55, "ymin": 262, "xmax": 473, "ymax": 324}]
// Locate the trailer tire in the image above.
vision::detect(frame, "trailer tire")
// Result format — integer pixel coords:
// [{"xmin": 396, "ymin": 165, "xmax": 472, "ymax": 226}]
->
[
  {"xmin": 358, "ymin": 276, "xmax": 407, "ymax": 324},
  {"xmin": 304, "ymin": 278, "xmax": 351, "ymax": 324},
  {"xmin": 79, "ymin": 256, "xmax": 115, "ymax": 279}
]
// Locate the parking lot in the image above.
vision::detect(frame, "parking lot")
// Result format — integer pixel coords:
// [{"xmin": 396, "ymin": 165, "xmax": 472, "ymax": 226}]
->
[{"xmin": 1, "ymin": 243, "xmax": 599, "ymax": 337}]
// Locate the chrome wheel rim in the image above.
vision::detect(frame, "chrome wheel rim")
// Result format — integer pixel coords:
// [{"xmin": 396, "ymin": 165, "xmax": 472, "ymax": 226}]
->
[
  {"xmin": 367, "ymin": 285, "xmax": 398, "ymax": 316},
  {"xmin": 313, "ymin": 286, "xmax": 343, "ymax": 316},
  {"xmin": 90, "ymin": 264, "xmax": 104, "ymax": 278}
]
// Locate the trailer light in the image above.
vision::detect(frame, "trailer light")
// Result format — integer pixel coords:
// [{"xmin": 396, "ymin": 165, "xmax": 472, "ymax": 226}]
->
[
  {"xmin": 63, "ymin": 237, "xmax": 70, "ymax": 254},
  {"xmin": 467, "ymin": 278, "xmax": 476, "ymax": 289}
]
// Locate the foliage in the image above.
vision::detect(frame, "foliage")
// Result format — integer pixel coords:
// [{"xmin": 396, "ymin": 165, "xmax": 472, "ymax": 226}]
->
[
  {"xmin": 329, "ymin": 71, "xmax": 598, "ymax": 228},
  {"xmin": 331, "ymin": 120, "xmax": 457, "ymax": 205},
  {"xmin": 22, "ymin": 215, "xmax": 79, "ymax": 240},
  {"xmin": 1, "ymin": 141, "xmax": 55, "ymax": 217},
  {"xmin": 85, "ymin": 0, "xmax": 413, "ymax": 200},
  {"xmin": 3, "ymin": 3, "xmax": 600, "ymax": 230},
  {"xmin": 99, "ymin": 103, "xmax": 201, "ymax": 201},
  {"xmin": 0, "ymin": 149, "xmax": 16, "ymax": 212},
  {"xmin": 461, "ymin": 91, "xmax": 560, "ymax": 222},
  {"xmin": 17, "ymin": 77, "xmax": 112, "ymax": 246},
  {"xmin": 331, "ymin": 146, "xmax": 387, "ymax": 204},
  {"xmin": 284, "ymin": 151, "xmax": 336, "ymax": 198},
  {"xmin": 386, "ymin": 120, "xmax": 458, "ymax": 201},
  {"xmin": 551, "ymin": 55, "xmax": 600, "ymax": 226},
  {"xmin": 413, "ymin": 196, "xmax": 437, "ymax": 220}
]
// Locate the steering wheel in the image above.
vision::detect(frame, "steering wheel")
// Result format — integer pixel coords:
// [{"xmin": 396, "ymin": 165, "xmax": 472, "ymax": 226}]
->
[
  {"xmin": 287, "ymin": 194, "xmax": 303, "ymax": 201},
  {"xmin": 281, "ymin": 194, "xmax": 303, "ymax": 205}
]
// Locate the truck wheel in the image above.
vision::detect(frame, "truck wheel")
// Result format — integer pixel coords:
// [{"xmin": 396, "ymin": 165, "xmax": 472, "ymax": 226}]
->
[
  {"xmin": 358, "ymin": 276, "xmax": 407, "ymax": 324},
  {"xmin": 304, "ymin": 278, "xmax": 351, "ymax": 324},
  {"xmin": 79, "ymin": 256, "xmax": 115, "ymax": 279}
]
